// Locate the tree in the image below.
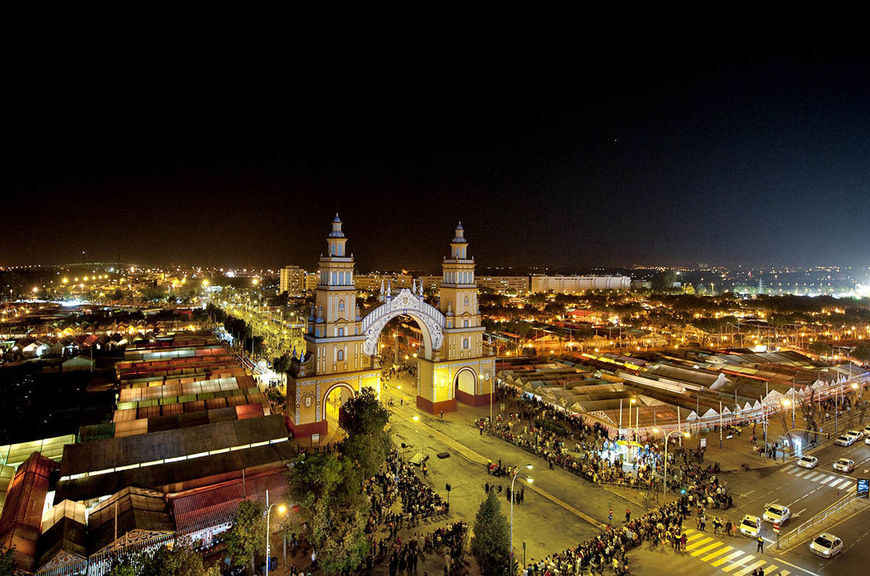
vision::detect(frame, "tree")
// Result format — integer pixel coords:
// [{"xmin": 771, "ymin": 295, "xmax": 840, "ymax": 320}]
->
[
  {"xmin": 854, "ymin": 341, "xmax": 870, "ymax": 363},
  {"xmin": 339, "ymin": 387, "xmax": 390, "ymax": 481},
  {"xmin": 286, "ymin": 453, "xmax": 370, "ymax": 575},
  {"xmin": 223, "ymin": 500, "xmax": 266, "ymax": 573},
  {"xmin": 273, "ymin": 354, "xmax": 293, "ymax": 375},
  {"xmin": 471, "ymin": 490, "xmax": 512, "ymax": 576},
  {"xmin": 0, "ymin": 544, "xmax": 14, "ymax": 576}
]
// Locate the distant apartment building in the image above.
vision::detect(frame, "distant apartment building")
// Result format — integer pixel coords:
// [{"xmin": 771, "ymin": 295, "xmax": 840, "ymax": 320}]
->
[
  {"xmin": 304, "ymin": 272, "xmax": 318, "ymax": 292},
  {"xmin": 354, "ymin": 273, "xmax": 413, "ymax": 293},
  {"xmin": 417, "ymin": 275, "xmax": 441, "ymax": 291},
  {"xmin": 530, "ymin": 275, "xmax": 631, "ymax": 293},
  {"xmin": 279, "ymin": 266, "xmax": 307, "ymax": 296},
  {"xmin": 476, "ymin": 276, "xmax": 530, "ymax": 294}
]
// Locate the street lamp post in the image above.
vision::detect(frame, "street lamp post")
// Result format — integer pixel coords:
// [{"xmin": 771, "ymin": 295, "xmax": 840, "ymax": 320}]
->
[
  {"xmin": 655, "ymin": 429, "xmax": 690, "ymax": 499},
  {"xmin": 264, "ymin": 489, "xmax": 287, "ymax": 576},
  {"xmin": 510, "ymin": 465, "xmax": 533, "ymax": 573}
]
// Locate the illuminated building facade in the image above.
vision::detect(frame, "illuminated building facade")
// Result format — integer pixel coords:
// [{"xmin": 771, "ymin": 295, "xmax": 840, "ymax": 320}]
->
[{"xmin": 286, "ymin": 217, "xmax": 494, "ymax": 437}]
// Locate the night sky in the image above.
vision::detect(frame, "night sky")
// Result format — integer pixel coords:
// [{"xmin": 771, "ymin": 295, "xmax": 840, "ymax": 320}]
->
[{"xmin": 4, "ymin": 43, "xmax": 869, "ymax": 272}]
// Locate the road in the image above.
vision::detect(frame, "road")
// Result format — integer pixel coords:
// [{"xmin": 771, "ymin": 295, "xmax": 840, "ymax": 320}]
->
[
  {"xmin": 384, "ymin": 374, "xmax": 653, "ymax": 564},
  {"xmin": 384, "ymin": 373, "xmax": 870, "ymax": 575},
  {"xmin": 631, "ymin": 430, "xmax": 870, "ymax": 576}
]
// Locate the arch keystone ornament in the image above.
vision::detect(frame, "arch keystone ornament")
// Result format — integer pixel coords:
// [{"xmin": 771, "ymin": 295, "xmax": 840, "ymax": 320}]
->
[{"xmin": 285, "ymin": 217, "xmax": 495, "ymax": 438}]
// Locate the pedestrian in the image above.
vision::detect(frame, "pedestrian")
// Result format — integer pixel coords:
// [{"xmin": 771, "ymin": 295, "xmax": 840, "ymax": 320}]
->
[
  {"xmin": 756, "ymin": 535, "xmax": 764, "ymax": 553},
  {"xmin": 625, "ymin": 509, "xmax": 630, "ymax": 523},
  {"xmin": 440, "ymin": 410, "xmax": 443, "ymax": 419},
  {"xmin": 485, "ymin": 482, "xmax": 490, "ymax": 493}
]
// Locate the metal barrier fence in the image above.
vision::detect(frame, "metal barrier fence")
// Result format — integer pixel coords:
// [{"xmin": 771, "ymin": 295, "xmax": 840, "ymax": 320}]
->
[{"xmin": 776, "ymin": 490, "xmax": 862, "ymax": 551}]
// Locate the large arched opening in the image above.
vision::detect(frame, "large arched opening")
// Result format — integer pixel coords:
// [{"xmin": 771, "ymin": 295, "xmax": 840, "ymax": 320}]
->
[
  {"xmin": 361, "ymin": 289, "xmax": 445, "ymax": 361},
  {"xmin": 374, "ymin": 314, "xmax": 429, "ymax": 406},
  {"xmin": 453, "ymin": 367, "xmax": 478, "ymax": 405},
  {"xmin": 321, "ymin": 382, "xmax": 355, "ymax": 442}
]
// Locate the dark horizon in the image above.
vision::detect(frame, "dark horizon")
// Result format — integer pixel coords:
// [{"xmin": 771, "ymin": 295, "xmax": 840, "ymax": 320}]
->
[{"xmin": 4, "ymin": 44, "xmax": 869, "ymax": 271}]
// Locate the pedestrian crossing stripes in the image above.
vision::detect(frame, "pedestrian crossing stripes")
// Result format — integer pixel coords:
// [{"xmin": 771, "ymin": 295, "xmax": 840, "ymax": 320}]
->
[
  {"xmin": 680, "ymin": 528, "xmax": 789, "ymax": 575},
  {"xmin": 783, "ymin": 466, "xmax": 854, "ymax": 489}
]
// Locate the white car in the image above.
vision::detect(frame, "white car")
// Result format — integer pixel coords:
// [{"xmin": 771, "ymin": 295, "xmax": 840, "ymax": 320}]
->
[
  {"xmin": 762, "ymin": 504, "xmax": 791, "ymax": 524},
  {"xmin": 863, "ymin": 424, "xmax": 870, "ymax": 436},
  {"xmin": 835, "ymin": 434, "xmax": 857, "ymax": 447},
  {"xmin": 845, "ymin": 429, "xmax": 863, "ymax": 440},
  {"xmin": 810, "ymin": 532, "xmax": 843, "ymax": 558},
  {"xmin": 739, "ymin": 514, "xmax": 762, "ymax": 538},
  {"xmin": 833, "ymin": 458, "xmax": 856, "ymax": 473},
  {"xmin": 865, "ymin": 436, "xmax": 870, "ymax": 446},
  {"xmin": 797, "ymin": 455, "xmax": 818, "ymax": 468}
]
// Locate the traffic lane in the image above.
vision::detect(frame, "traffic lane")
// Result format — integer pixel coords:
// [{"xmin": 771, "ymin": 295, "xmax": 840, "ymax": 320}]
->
[
  {"xmin": 780, "ymin": 503, "xmax": 870, "ymax": 574},
  {"xmin": 725, "ymin": 464, "xmax": 850, "ymax": 528},
  {"xmin": 809, "ymin": 435, "xmax": 870, "ymax": 468},
  {"xmin": 387, "ymin": 407, "xmax": 600, "ymax": 561},
  {"xmin": 388, "ymin": 399, "xmax": 649, "ymax": 530}
]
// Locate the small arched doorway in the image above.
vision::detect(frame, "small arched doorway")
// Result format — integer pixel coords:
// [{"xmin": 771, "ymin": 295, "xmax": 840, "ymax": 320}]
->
[
  {"xmin": 453, "ymin": 368, "xmax": 477, "ymax": 405},
  {"xmin": 322, "ymin": 383, "xmax": 355, "ymax": 441}
]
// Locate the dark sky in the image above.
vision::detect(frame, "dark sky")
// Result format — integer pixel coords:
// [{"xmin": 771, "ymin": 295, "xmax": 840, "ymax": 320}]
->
[{"xmin": 4, "ymin": 42, "xmax": 869, "ymax": 272}]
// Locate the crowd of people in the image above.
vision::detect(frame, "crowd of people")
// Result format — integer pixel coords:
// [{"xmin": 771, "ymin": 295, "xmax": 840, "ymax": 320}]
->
[
  {"xmin": 526, "ymin": 499, "xmax": 689, "ymax": 576},
  {"xmin": 366, "ymin": 450, "xmax": 449, "ymax": 536},
  {"xmin": 481, "ymin": 388, "xmax": 732, "ymax": 511},
  {"xmin": 351, "ymin": 449, "xmax": 460, "ymax": 576}
]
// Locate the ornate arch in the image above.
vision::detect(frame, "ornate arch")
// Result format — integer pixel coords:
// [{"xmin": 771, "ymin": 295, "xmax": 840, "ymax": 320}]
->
[
  {"xmin": 361, "ymin": 289, "xmax": 445, "ymax": 359},
  {"xmin": 453, "ymin": 366, "xmax": 478, "ymax": 395},
  {"xmin": 319, "ymin": 382, "xmax": 356, "ymax": 421}
]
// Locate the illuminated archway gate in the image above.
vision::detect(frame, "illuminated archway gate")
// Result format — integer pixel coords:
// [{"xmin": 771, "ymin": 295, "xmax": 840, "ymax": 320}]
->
[
  {"xmin": 361, "ymin": 289, "xmax": 445, "ymax": 360},
  {"xmin": 286, "ymin": 217, "xmax": 495, "ymax": 438}
]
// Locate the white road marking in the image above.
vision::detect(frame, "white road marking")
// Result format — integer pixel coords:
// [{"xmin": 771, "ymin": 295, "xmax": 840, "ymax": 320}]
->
[
  {"xmin": 772, "ymin": 556, "xmax": 822, "ymax": 576},
  {"xmin": 690, "ymin": 541, "xmax": 723, "ymax": 556},
  {"xmin": 733, "ymin": 559, "xmax": 767, "ymax": 576},
  {"xmin": 711, "ymin": 550, "xmax": 745, "ymax": 567},
  {"xmin": 722, "ymin": 554, "xmax": 756, "ymax": 572},
  {"xmin": 701, "ymin": 545, "xmax": 733, "ymax": 561}
]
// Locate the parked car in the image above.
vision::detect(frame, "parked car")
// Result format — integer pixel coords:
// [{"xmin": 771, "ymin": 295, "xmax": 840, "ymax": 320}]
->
[
  {"xmin": 797, "ymin": 455, "xmax": 818, "ymax": 469},
  {"xmin": 810, "ymin": 532, "xmax": 843, "ymax": 558},
  {"xmin": 762, "ymin": 504, "xmax": 791, "ymax": 524},
  {"xmin": 835, "ymin": 434, "xmax": 857, "ymax": 447},
  {"xmin": 845, "ymin": 429, "xmax": 863, "ymax": 440},
  {"xmin": 739, "ymin": 514, "xmax": 762, "ymax": 538},
  {"xmin": 862, "ymin": 424, "xmax": 870, "ymax": 436},
  {"xmin": 833, "ymin": 458, "xmax": 856, "ymax": 473}
]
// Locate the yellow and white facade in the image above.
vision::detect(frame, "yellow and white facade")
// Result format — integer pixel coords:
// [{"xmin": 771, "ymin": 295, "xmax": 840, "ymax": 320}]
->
[{"xmin": 287, "ymin": 217, "xmax": 494, "ymax": 437}]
